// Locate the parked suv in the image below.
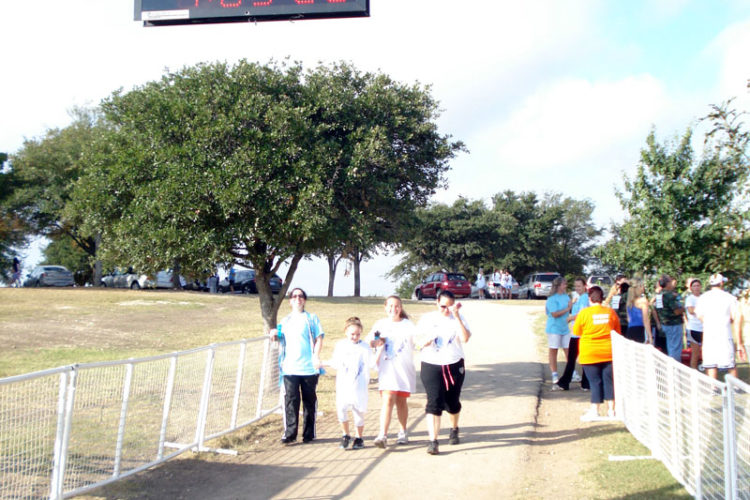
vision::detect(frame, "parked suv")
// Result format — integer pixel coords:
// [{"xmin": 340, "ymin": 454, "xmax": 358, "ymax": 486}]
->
[
  {"xmin": 414, "ymin": 272, "xmax": 471, "ymax": 300},
  {"xmin": 218, "ymin": 269, "xmax": 283, "ymax": 294},
  {"xmin": 517, "ymin": 272, "xmax": 561, "ymax": 299},
  {"xmin": 586, "ymin": 275, "xmax": 613, "ymax": 295}
]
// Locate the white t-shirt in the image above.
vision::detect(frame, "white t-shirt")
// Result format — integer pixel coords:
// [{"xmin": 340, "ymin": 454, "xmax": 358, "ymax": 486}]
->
[
  {"xmin": 695, "ymin": 288, "xmax": 739, "ymax": 368},
  {"xmin": 476, "ymin": 273, "xmax": 486, "ymax": 288},
  {"xmin": 492, "ymin": 272, "xmax": 501, "ymax": 284},
  {"xmin": 685, "ymin": 294, "xmax": 703, "ymax": 332},
  {"xmin": 417, "ymin": 310, "xmax": 469, "ymax": 366},
  {"xmin": 368, "ymin": 318, "xmax": 417, "ymax": 393},
  {"xmin": 329, "ymin": 339, "xmax": 371, "ymax": 411}
]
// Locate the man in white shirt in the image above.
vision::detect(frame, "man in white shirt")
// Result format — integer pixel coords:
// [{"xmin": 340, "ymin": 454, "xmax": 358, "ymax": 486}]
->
[{"xmin": 695, "ymin": 273, "xmax": 746, "ymax": 379}]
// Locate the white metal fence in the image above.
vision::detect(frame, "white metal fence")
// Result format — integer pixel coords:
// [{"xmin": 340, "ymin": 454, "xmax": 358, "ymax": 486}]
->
[
  {"xmin": 0, "ymin": 337, "xmax": 281, "ymax": 500},
  {"xmin": 612, "ymin": 333, "xmax": 750, "ymax": 499}
]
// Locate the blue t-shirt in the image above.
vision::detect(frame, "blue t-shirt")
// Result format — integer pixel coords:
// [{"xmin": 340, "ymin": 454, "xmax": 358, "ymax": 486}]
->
[
  {"xmin": 545, "ymin": 293, "xmax": 570, "ymax": 335},
  {"xmin": 279, "ymin": 311, "xmax": 324, "ymax": 376},
  {"xmin": 570, "ymin": 292, "xmax": 590, "ymax": 318}
]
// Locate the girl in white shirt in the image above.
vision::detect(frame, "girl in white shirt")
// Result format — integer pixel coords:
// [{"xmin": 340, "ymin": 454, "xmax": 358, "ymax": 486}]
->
[{"xmin": 368, "ymin": 296, "xmax": 417, "ymax": 448}]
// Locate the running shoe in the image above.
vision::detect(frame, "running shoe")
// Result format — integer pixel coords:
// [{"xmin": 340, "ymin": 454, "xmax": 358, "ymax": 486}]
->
[
  {"xmin": 373, "ymin": 435, "xmax": 387, "ymax": 449},
  {"xmin": 396, "ymin": 431, "xmax": 408, "ymax": 445},
  {"xmin": 571, "ymin": 371, "xmax": 582, "ymax": 383},
  {"xmin": 352, "ymin": 437, "xmax": 364, "ymax": 449},
  {"xmin": 427, "ymin": 440, "xmax": 439, "ymax": 455},
  {"xmin": 449, "ymin": 428, "xmax": 459, "ymax": 445},
  {"xmin": 551, "ymin": 372, "xmax": 560, "ymax": 384},
  {"xmin": 340, "ymin": 435, "xmax": 351, "ymax": 449},
  {"xmin": 580, "ymin": 408, "xmax": 600, "ymax": 422}
]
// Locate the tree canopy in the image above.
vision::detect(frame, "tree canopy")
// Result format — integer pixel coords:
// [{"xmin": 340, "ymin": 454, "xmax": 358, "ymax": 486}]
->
[
  {"xmin": 595, "ymin": 114, "xmax": 749, "ymax": 280},
  {"xmin": 390, "ymin": 191, "xmax": 600, "ymax": 296},
  {"xmin": 72, "ymin": 60, "xmax": 463, "ymax": 329}
]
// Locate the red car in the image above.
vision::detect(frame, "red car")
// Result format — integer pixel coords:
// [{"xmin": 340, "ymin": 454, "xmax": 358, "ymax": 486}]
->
[{"xmin": 414, "ymin": 272, "xmax": 472, "ymax": 300}]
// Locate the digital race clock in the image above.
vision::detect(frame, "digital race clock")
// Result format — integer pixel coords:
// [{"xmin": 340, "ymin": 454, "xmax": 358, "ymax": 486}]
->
[{"xmin": 135, "ymin": 0, "xmax": 370, "ymax": 26}]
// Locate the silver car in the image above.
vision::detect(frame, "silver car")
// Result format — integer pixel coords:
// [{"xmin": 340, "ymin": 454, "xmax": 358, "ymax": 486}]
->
[
  {"xmin": 517, "ymin": 272, "xmax": 561, "ymax": 299},
  {"xmin": 23, "ymin": 265, "xmax": 75, "ymax": 287},
  {"xmin": 101, "ymin": 268, "xmax": 153, "ymax": 289}
]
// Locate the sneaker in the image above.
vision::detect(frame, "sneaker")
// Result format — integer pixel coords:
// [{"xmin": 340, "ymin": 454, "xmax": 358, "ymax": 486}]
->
[
  {"xmin": 580, "ymin": 408, "xmax": 599, "ymax": 422},
  {"xmin": 373, "ymin": 435, "xmax": 387, "ymax": 449},
  {"xmin": 396, "ymin": 431, "xmax": 408, "ymax": 445},
  {"xmin": 551, "ymin": 372, "xmax": 559, "ymax": 384},
  {"xmin": 351, "ymin": 437, "xmax": 364, "ymax": 450},
  {"xmin": 427, "ymin": 440, "xmax": 439, "ymax": 455},
  {"xmin": 552, "ymin": 383, "xmax": 568, "ymax": 391},
  {"xmin": 339, "ymin": 435, "xmax": 351, "ymax": 449},
  {"xmin": 280, "ymin": 437, "xmax": 296, "ymax": 445},
  {"xmin": 571, "ymin": 372, "xmax": 582, "ymax": 383},
  {"xmin": 449, "ymin": 428, "xmax": 459, "ymax": 445}
]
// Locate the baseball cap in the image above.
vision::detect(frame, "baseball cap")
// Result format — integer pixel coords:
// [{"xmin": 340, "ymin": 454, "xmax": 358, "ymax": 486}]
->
[{"xmin": 709, "ymin": 273, "xmax": 728, "ymax": 286}]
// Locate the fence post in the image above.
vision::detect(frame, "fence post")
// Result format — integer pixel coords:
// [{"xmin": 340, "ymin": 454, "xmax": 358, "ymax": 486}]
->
[
  {"xmin": 49, "ymin": 370, "xmax": 71, "ymax": 500},
  {"xmin": 256, "ymin": 338, "xmax": 272, "ymax": 419},
  {"xmin": 194, "ymin": 347, "xmax": 216, "ymax": 451},
  {"xmin": 646, "ymin": 346, "xmax": 660, "ymax": 458},
  {"xmin": 158, "ymin": 356, "xmax": 178, "ymax": 460},
  {"xmin": 53, "ymin": 368, "xmax": 78, "ymax": 499},
  {"xmin": 113, "ymin": 363, "xmax": 134, "ymax": 477},
  {"xmin": 230, "ymin": 341, "xmax": 247, "ymax": 429},
  {"xmin": 724, "ymin": 378, "xmax": 738, "ymax": 500}
]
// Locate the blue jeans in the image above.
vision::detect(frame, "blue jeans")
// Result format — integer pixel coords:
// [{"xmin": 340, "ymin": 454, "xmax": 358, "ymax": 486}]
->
[
  {"xmin": 582, "ymin": 362, "xmax": 613, "ymax": 404},
  {"xmin": 662, "ymin": 324, "xmax": 683, "ymax": 362}
]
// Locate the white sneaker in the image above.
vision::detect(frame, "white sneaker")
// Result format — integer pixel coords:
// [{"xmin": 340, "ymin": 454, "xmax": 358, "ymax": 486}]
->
[
  {"xmin": 396, "ymin": 431, "xmax": 408, "ymax": 445},
  {"xmin": 373, "ymin": 435, "xmax": 387, "ymax": 449},
  {"xmin": 551, "ymin": 372, "xmax": 559, "ymax": 384},
  {"xmin": 580, "ymin": 408, "xmax": 599, "ymax": 422},
  {"xmin": 571, "ymin": 372, "xmax": 582, "ymax": 383}
]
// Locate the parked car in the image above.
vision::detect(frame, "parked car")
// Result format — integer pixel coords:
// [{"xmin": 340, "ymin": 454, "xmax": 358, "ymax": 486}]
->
[
  {"xmin": 586, "ymin": 275, "xmax": 613, "ymax": 295},
  {"xmin": 517, "ymin": 272, "xmax": 562, "ymax": 299},
  {"xmin": 218, "ymin": 269, "xmax": 283, "ymax": 294},
  {"xmin": 414, "ymin": 271, "xmax": 471, "ymax": 300},
  {"xmin": 101, "ymin": 268, "xmax": 152, "ymax": 289},
  {"xmin": 154, "ymin": 269, "xmax": 187, "ymax": 289},
  {"xmin": 23, "ymin": 265, "xmax": 75, "ymax": 287},
  {"xmin": 471, "ymin": 275, "xmax": 520, "ymax": 299}
]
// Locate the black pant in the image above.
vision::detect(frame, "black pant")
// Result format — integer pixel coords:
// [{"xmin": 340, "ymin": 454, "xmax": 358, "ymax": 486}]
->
[
  {"xmin": 557, "ymin": 337, "xmax": 589, "ymax": 390},
  {"xmin": 282, "ymin": 374, "xmax": 318, "ymax": 442}
]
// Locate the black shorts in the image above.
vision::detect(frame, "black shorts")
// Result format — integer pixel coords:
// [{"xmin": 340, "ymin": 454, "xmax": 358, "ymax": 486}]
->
[
  {"xmin": 687, "ymin": 329, "xmax": 702, "ymax": 346},
  {"xmin": 421, "ymin": 359, "xmax": 465, "ymax": 416}
]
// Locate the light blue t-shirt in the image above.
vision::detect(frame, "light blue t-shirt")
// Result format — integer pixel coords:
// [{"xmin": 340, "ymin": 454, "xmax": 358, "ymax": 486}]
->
[
  {"xmin": 570, "ymin": 292, "xmax": 590, "ymax": 318},
  {"xmin": 545, "ymin": 293, "xmax": 571, "ymax": 335},
  {"xmin": 279, "ymin": 311, "xmax": 324, "ymax": 376}
]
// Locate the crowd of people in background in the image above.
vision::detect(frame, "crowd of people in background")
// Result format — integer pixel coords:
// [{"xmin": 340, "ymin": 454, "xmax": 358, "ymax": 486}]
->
[{"xmin": 546, "ymin": 271, "xmax": 747, "ymax": 421}]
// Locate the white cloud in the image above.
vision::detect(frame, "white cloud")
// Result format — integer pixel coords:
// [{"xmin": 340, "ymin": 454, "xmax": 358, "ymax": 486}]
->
[{"xmin": 706, "ymin": 18, "xmax": 750, "ymax": 109}]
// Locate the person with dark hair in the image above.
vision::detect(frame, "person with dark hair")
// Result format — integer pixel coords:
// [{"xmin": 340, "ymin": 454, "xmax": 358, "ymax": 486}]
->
[
  {"xmin": 654, "ymin": 274, "xmax": 684, "ymax": 361},
  {"xmin": 684, "ymin": 278, "xmax": 704, "ymax": 369},
  {"xmin": 417, "ymin": 290, "xmax": 471, "ymax": 455},
  {"xmin": 271, "ymin": 287, "xmax": 324, "ymax": 444},
  {"xmin": 10, "ymin": 257, "xmax": 21, "ymax": 287},
  {"xmin": 368, "ymin": 295, "xmax": 417, "ymax": 448},
  {"xmin": 605, "ymin": 274, "xmax": 629, "ymax": 333},
  {"xmin": 574, "ymin": 286, "xmax": 622, "ymax": 421}
]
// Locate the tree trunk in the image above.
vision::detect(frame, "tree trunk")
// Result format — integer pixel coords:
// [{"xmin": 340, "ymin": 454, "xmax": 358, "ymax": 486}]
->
[
  {"xmin": 326, "ymin": 251, "xmax": 340, "ymax": 297},
  {"xmin": 353, "ymin": 248, "xmax": 361, "ymax": 297},
  {"xmin": 93, "ymin": 234, "xmax": 102, "ymax": 287},
  {"xmin": 172, "ymin": 258, "xmax": 181, "ymax": 289},
  {"xmin": 257, "ymin": 252, "xmax": 304, "ymax": 334}
]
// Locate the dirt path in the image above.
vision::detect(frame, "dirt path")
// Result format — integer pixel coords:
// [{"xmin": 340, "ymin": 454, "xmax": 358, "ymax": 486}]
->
[{"xmin": 83, "ymin": 301, "xmax": 610, "ymax": 499}]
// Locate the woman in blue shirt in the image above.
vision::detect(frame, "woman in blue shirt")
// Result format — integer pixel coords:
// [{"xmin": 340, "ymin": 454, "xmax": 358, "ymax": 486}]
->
[
  {"xmin": 557, "ymin": 277, "xmax": 590, "ymax": 390},
  {"xmin": 546, "ymin": 276, "xmax": 572, "ymax": 384}
]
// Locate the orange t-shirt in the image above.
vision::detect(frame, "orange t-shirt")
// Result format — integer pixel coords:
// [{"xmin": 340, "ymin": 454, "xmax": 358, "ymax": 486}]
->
[{"xmin": 574, "ymin": 304, "xmax": 622, "ymax": 364}]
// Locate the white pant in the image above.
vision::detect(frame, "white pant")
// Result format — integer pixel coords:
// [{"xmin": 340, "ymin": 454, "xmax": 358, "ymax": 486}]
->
[{"xmin": 337, "ymin": 404, "xmax": 366, "ymax": 427}]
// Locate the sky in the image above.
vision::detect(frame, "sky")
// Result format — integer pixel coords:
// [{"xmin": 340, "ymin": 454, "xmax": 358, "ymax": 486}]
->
[{"xmin": 2, "ymin": 0, "xmax": 750, "ymax": 296}]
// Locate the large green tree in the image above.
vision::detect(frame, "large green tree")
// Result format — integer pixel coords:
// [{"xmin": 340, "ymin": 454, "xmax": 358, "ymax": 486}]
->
[
  {"xmin": 7, "ymin": 109, "xmax": 102, "ymax": 283},
  {"xmin": 596, "ymin": 124, "xmax": 749, "ymax": 279},
  {"xmin": 73, "ymin": 60, "xmax": 462, "ymax": 329},
  {"xmin": 0, "ymin": 152, "xmax": 26, "ymax": 280}
]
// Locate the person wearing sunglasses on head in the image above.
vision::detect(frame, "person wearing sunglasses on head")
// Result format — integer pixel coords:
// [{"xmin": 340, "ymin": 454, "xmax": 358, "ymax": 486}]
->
[
  {"xmin": 271, "ymin": 288, "xmax": 324, "ymax": 445},
  {"xmin": 417, "ymin": 291, "xmax": 471, "ymax": 455}
]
